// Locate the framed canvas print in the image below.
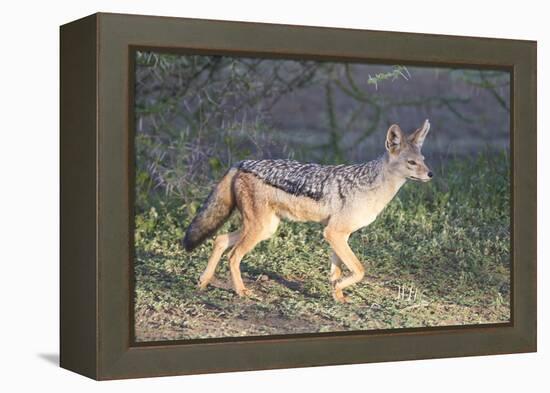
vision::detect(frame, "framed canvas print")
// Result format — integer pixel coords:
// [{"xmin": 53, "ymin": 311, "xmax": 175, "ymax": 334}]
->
[{"xmin": 60, "ymin": 13, "xmax": 536, "ymax": 380}]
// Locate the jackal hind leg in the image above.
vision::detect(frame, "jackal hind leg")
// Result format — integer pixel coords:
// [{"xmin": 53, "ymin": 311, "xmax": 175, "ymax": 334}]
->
[
  {"xmin": 323, "ymin": 228, "xmax": 365, "ymax": 303},
  {"xmin": 229, "ymin": 214, "xmax": 279, "ymax": 298},
  {"xmin": 198, "ymin": 230, "xmax": 241, "ymax": 290}
]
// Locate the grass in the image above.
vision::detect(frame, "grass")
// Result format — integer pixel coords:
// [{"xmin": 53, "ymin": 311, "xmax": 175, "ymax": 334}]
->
[{"xmin": 133, "ymin": 152, "xmax": 510, "ymax": 341}]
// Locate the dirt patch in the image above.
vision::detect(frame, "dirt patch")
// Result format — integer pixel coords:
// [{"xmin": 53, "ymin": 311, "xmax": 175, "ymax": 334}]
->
[{"xmin": 135, "ymin": 271, "xmax": 509, "ymax": 342}]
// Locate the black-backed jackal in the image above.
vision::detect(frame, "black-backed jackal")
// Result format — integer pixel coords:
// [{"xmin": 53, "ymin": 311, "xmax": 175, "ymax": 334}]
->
[{"xmin": 183, "ymin": 120, "xmax": 432, "ymax": 302}]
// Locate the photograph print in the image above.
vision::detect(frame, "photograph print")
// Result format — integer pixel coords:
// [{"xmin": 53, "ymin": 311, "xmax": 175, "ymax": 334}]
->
[{"xmin": 132, "ymin": 51, "xmax": 511, "ymax": 342}]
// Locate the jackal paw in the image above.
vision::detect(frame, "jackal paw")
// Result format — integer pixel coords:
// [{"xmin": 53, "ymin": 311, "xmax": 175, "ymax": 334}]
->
[
  {"xmin": 235, "ymin": 288, "xmax": 252, "ymax": 297},
  {"xmin": 197, "ymin": 278, "xmax": 210, "ymax": 291},
  {"xmin": 236, "ymin": 287, "xmax": 255, "ymax": 298},
  {"xmin": 333, "ymin": 290, "xmax": 351, "ymax": 303}
]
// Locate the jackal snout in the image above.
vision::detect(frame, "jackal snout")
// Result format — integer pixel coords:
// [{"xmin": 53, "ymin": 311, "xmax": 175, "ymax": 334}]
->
[{"xmin": 411, "ymin": 160, "xmax": 433, "ymax": 182}]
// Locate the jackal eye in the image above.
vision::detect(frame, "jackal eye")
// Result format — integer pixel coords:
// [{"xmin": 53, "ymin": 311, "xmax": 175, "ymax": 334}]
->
[{"xmin": 407, "ymin": 160, "xmax": 417, "ymax": 166}]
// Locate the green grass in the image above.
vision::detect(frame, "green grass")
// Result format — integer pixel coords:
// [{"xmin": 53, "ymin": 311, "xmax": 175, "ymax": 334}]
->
[{"xmin": 134, "ymin": 152, "xmax": 510, "ymax": 341}]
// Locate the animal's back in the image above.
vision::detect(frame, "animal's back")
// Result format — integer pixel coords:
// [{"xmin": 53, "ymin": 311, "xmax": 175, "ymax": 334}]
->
[
  {"xmin": 237, "ymin": 159, "xmax": 341, "ymax": 201},
  {"xmin": 237, "ymin": 159, "xmax": 384, "ymax": 202}
]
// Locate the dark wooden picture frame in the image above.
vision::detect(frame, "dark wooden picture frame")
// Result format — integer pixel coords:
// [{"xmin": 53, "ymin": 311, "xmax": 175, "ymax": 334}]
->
[{"xmin": 60, "ymin": 12, "xmax": 536, "ymax": 380}]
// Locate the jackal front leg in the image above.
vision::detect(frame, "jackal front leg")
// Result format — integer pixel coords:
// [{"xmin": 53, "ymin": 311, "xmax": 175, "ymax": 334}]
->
[
  {"xmin": 329, "ymin": 251, "xmax": 346, "ymax": 302},
  {"xmin": 323, "ymin": 228, "xmax": 365, "ymax": 303},
  {"xmin": 329, "ymin": 251, "xmax": 343, "ymax": 285}
]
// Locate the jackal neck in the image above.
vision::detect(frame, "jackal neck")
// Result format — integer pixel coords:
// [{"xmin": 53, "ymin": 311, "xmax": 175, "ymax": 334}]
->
[
  {"xmin": 352, "ymin": 154, "xmax": 405, "ymax": 193},
  {"xmin": 376, "ymin": 153, "xmax": 408, "ymax": 189}
]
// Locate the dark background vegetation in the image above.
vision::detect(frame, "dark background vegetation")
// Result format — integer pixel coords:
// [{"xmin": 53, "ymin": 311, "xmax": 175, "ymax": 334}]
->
[{"xmin": 133, "ymin": 51, "xmax": 510, "ymax": 341}]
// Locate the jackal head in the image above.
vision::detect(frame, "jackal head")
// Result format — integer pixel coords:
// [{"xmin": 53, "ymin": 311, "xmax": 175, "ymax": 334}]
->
[{"xmin": 385, "ymin": 119, "xmax": 433, "ymax": 182}]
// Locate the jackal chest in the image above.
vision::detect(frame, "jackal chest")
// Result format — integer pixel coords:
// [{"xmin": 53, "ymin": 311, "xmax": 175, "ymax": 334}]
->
[
  {"xmin": 342, "ymin": 183, "xmax": 403, "ymax": 232},
  {"xmin": 345, "ymin": 203, "xmax": 384, "ymax": 231}
]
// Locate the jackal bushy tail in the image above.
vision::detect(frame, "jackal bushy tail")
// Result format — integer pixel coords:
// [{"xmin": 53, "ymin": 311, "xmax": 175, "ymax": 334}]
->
[{"xmin": 182, "ymin": 168, "xmax": 237, "ymax": 251}]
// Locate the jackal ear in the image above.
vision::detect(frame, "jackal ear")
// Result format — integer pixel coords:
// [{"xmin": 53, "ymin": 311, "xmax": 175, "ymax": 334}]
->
[
  {"xmin": 385, "ymin": 124, "xmax": 404, "ymax": 153},
  {"xmin": 409, "ymin": 119, "xmax": 431, "ymax": 148}
]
